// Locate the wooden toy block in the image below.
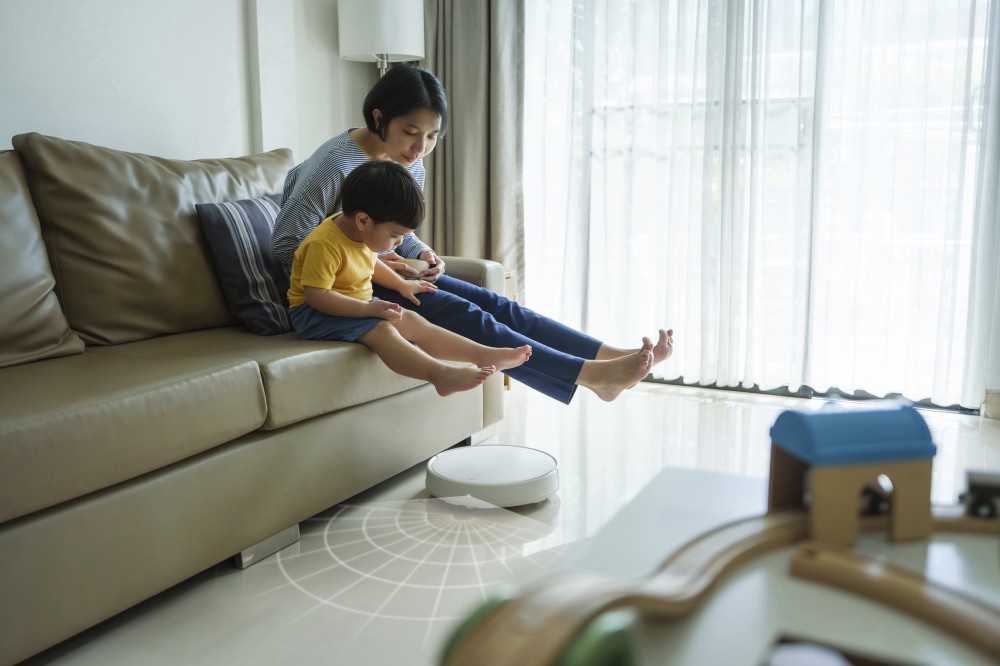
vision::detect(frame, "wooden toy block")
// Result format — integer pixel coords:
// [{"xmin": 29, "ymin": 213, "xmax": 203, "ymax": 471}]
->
[
  {"xmin": 768, "ymin": 404, "xmax": 936, "ymax": 548},
  {"xmin": 807, "ymin": 459, "xmax": 932, "ymax": 547},
  {"xmin": 767, "ymin": 444, "xmax": 807, "ymax": 511}
]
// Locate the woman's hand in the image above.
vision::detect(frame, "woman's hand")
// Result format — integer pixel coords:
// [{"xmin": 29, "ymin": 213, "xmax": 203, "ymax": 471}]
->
[
  {"xmin": 380, "ymin": 251, "xmax": 421, "ymax": 278},
  {"xmin": 396, "ymin": 279, "xmax": 438, "ymax": 306},
  {"xmin": 418, "ymin": 250, "xmax": 446, "ymax": 282}
]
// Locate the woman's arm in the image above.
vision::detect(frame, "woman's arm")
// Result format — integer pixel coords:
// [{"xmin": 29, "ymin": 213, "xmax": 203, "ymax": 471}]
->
[{"xmin": 395, "ymin": 231, "xmax": 431, "ymax": 259}]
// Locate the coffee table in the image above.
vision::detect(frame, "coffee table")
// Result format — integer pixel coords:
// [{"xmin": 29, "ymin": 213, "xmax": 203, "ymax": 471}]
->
[{"xmin": 474, "ymin": 467, "xmax": 1000, "ymax": 666}]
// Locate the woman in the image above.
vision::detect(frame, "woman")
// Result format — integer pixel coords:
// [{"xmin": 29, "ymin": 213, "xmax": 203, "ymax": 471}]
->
[{"xmin": 271, "ymin": 64, "xmax": 672, "ymax": 403}]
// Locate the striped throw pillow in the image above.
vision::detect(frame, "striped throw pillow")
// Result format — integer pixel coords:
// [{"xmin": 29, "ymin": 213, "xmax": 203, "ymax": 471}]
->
[{"xmin": 196, "ymin": 194, "xmax": 291, "ymax": 335}]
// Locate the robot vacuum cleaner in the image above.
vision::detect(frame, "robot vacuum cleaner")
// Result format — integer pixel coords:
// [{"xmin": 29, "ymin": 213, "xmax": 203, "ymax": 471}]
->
[{"xmin": 426, "ymin": 445, "xmax": 559, "ymax": 508}]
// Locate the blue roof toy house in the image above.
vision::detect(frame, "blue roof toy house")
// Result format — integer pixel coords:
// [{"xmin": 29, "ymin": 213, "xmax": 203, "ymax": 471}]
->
[{"xmin": 768, "ymin": 403, "xmax": 937, "ymax": 547}]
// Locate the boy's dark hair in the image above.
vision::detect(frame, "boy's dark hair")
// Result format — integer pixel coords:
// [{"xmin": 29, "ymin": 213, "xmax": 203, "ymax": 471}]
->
[
  {"xmin": 341, "ymin": 160, "xmax": 425, "ymax": 230},
  {"xmin": 362, "ymin": 64, "xmax": 449, "ymax": 140}
]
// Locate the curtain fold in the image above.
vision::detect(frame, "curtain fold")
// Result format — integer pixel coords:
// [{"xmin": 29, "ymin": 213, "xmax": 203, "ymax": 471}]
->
[
  {"xmin": 965, "ymin": 0, "xmax": 1000, "ymax": 407},
  {"xmin": 524, "ymin": 0, "xmax": 997, "ymax": 409},
  {"xmin": 421, "ymin": 0, "xmax": 525, "ymax": 278}
]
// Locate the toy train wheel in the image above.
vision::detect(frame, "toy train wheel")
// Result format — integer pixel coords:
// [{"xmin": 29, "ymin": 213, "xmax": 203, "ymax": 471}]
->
[{"xmin": 967, "ymin": 496, "xmax": 997, "ymax": 519}]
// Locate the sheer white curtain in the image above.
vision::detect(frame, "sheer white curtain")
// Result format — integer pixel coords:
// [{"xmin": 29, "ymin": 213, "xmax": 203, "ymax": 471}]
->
[{"xmin": 523, "ymin": 0, "xmax": 999, "ymax": 409}]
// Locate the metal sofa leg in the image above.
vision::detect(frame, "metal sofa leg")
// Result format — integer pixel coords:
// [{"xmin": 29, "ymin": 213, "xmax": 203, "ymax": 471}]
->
[{"xmin": 233, "ymin": 524, "xmax": 300, "ymax": 569}]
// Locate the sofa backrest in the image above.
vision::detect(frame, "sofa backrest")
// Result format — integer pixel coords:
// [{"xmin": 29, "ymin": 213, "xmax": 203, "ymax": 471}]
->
[
  {"xmin": 12, "ymin": 133, "xmax": 293, "ymax": 345},
  {"xmin": 0, "ymin": 151, "xmax": 85, "ymax": 368}
]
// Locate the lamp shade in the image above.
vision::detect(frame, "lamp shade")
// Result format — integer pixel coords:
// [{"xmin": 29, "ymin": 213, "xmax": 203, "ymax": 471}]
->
[{"xmin": 338, "ymin": 0, "xmax": 425, "ymax": 63}]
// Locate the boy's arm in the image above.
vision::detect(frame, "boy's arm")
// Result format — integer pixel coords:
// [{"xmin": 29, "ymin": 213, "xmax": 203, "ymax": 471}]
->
[
  {"xmin": 373, "ymin": 259, "xmax": 413, "ymax": 292},
  {"xmin": 380, "ymin": 231, "xmax": 445, "ymax": 282},
  {"xmin": 304, "ymin": 286, "xmax": 396, "ymax": 319},
  {"xmin": 372, "ymin": 260, "xmax": 437, "ymax": 306}
]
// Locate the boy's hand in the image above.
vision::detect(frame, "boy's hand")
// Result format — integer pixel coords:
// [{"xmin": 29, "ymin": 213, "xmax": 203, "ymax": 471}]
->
[
  {"xmin": 368, "ymin": 300, "xmax": 402, "ymax": 321},
  {"xmin": 380, "ymin": 251, "xmax": 421, "ymax": 278},
  {"xmin": 397, "ymin": 280, "xmax": 438, "ymax": 306}
]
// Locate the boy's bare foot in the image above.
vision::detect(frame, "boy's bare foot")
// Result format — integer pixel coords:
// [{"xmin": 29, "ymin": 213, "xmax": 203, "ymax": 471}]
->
[
  {"xmin": 577, "ymin": 347, "xmax": 653, "ymax": 402},
  {"xmin": 432, "ymin": 365, "xmax": 496, "ymax": 397},
  {"xmin": 480, "ymin": 345, "xmax": 532, "ymax": 372}
]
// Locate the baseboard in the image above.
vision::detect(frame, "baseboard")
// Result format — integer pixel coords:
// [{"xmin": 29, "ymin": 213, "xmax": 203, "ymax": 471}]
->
[
  {"xmin": 984, "ymin": 390, "xmax": 1000, "ymax": 419},
  {"xmin": 471, "ymin": 423, "xmax": 500, "ymax": 445}
]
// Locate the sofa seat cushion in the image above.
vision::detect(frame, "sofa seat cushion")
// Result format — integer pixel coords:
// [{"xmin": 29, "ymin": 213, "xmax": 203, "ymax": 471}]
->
[
  {"xmin": 90, "ymin": 327, "xmax": 426, "ymax": 430},
  {"xmin": 0, "ymin": 353, "xmax": 266, "ymax": 523}
]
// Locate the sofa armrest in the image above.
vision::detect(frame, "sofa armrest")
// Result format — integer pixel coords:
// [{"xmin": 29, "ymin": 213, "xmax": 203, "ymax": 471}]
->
[
  {"xmin": 440, "ymin": 256, "xmax": 507, "ymax": 431},
  {"xmin": 442, "ymin": 257, "xmax": 505, "ymax": 295}
]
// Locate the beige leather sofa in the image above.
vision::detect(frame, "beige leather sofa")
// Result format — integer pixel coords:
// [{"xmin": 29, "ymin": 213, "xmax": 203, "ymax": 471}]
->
[{"xmin": 0, "ymin": 133, "xmax": 504, "ymax": 665}]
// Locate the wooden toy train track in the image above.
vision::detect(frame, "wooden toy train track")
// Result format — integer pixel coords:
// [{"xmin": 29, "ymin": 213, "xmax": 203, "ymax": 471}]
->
[
  {"xmin": 440, "ymin": 506, "xmax": 1000, "ymax": 666},
  {"xmin": 440, "ymin": 405, "xmax": 1000, "ymax": 666}
]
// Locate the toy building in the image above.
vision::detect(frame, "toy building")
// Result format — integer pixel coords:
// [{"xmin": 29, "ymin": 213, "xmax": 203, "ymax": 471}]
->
[{"xmin": 768, "ymin": 404, "xmax": 937, "ymax": 547}]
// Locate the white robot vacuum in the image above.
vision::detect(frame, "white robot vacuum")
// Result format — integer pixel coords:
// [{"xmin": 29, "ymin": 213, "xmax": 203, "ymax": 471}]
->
[{"xmin": 425, "ymin": 445, "xmax": 559, "ymax": 508}]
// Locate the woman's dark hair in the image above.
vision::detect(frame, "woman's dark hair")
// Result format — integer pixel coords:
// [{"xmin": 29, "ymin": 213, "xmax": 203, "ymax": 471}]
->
[
  {"xmin": 362, "ymin": 64, "xmax": 449, "ymax": 140},
  {"xmin": 341, "ymin": 160, "xmax": 425, "ymax": 230}
]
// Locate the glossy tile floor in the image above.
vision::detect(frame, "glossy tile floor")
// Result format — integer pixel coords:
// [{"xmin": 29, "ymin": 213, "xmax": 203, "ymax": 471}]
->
[{"xmin": 25, "ymin": 384, "xmax": 1000, "ymax": 665}]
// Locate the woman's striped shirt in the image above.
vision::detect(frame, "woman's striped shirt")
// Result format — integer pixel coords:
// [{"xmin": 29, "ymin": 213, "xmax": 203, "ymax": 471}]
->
[{"xmin": 270, "ymin": 130, "xmax": 430, "ymax": 267}]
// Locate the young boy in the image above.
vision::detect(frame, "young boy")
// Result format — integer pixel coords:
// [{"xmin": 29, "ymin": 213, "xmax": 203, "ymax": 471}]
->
[{"xmin": 287, "ymin": 160, "xmax": 531, "ymax": 396}]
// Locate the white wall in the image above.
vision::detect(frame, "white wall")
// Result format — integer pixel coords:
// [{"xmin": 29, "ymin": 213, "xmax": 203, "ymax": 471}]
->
[
  {"xmin": 293, "ymin": 0, "xmax": 377, "ymax": 157},
  {"xmin": 0, "ymin": 0, "xmax": 375, "ymax": 163}
]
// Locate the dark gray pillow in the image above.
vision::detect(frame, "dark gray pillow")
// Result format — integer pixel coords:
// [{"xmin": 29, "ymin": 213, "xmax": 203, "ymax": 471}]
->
[{"xmin": 196, "ymin": 194, "xmax": 291, "ymax": 335}]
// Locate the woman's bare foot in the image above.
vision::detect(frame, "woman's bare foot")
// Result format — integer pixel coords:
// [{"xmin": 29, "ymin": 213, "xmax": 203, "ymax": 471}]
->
[
  {"xmin": 479, "ymin": 345, "xmax": 532, "ymax": 372},
  {"xmin": 431, "ymin": 365, "xmax": 497, "ymax": 397},
  {"xmin": 651, "ymin": 328, "xmax": 674, "ymax": 364},
  {"xmin": 576, "ymin": 348, "xmax": 653, "ymax": 402},
  {"xmin": 595, "ymin": 328, "xmax": 674, "ymax": 366}
]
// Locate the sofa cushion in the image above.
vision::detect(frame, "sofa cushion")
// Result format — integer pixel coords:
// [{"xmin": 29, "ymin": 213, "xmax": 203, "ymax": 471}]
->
[
  {"xmin": 0, "ymin": 353, "xmax": 267, "ymax": 523},
  {"xmin": 195, "ymin": 194, "xmax": 292, "ymax": 335},
  {"xmin": 0, "ymin": 151, "xmax": 85, "ymax": 368},
  {"xmin": 90, "ymin": 327, "xmax": 426, "ymax": 430},
  {"xmin": 11, "ymin": 133, "xmax": 294, "ymax": 345}
]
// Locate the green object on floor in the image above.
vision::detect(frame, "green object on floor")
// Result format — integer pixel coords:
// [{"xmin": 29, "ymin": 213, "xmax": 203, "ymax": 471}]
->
[
  {"xmin": 438, "ymin": 594, "xmax": 636, "ymax": 666},
  {"xmin": 556, "ymin": 609, "xmax": 638, "ymax": 666},
  {"xmin": 438, "ymin": 593, "xmax": 512, "ymax": 664}
]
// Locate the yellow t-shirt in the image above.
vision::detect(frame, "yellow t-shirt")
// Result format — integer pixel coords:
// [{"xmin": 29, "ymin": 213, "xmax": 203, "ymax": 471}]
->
[{"xmin": 287, "ymin": 213, "xmax": 376, "ymax": 309}]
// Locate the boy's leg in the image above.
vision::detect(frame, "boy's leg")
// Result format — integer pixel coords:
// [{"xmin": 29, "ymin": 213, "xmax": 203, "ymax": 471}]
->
[
  {"xmin": 376, "ymin": 282, "xmax": 660, "ymax": 404},
  {"xmin": 390, "ymin": 311, "xmax": 530, "ymax": 372},
  {"xmin": 372, "ymin": 282, "xmax": 585, "ymax": 403},
  {"xmin": 357, "ymin": 321, "xmax": 495, "ymax": 397}
]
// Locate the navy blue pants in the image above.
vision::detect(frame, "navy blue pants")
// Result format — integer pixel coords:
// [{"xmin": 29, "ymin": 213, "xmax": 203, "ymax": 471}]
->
[{"xmin": 372, "ymin": 275, "xmax": 602, "ymax": 404}]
